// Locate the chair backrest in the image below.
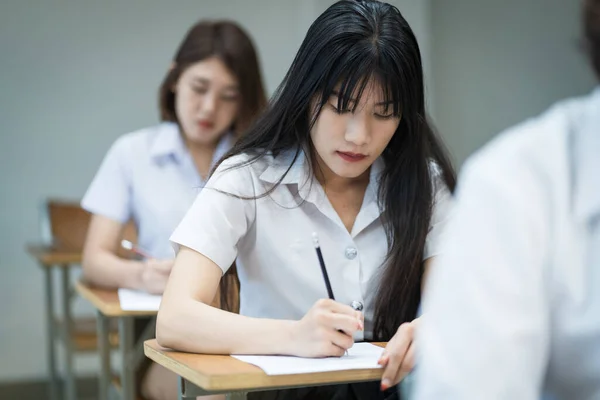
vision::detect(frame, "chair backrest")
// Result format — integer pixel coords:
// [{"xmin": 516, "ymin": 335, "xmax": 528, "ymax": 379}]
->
[
  {"xmin": 39, "ymin": 199, "xmax": 238, "ymax": 307},
  {"xmin": 40, "ymin": 199, "xmax": 136, "ymax": 256},
  {"xmin": 40, "ymin": 199, "xmax": 90, "ymax": 250}
]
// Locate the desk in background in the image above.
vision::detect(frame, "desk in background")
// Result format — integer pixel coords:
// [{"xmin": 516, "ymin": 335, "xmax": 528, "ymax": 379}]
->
[{"xmin": 76, "ymin": 281, "xmax": 157, "ymax": 400}]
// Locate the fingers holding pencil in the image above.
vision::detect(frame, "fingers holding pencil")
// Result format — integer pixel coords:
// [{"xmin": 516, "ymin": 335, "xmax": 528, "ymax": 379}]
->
[
  {"xmin": 121, "ymin": 239, "xmax": 152, "ymax": 259},
  {"xmin": 120, "ymin": 240, "xmax": 173, "ymax": 294}
]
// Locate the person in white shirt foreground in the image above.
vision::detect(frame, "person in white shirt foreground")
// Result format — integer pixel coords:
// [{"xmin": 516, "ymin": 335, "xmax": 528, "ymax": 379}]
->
[
  {"xmin": 414, "ymin": 0, "xmax": 600, "ymax": 399},
  {"xmin": 157, "ymin": 1, "xmax": 456, "ymax": 399}
]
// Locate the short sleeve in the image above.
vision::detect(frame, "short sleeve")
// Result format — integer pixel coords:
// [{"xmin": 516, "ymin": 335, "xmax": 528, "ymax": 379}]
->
[
  {"xmin": 170, "ymin": 155, "xmax": 257, "ymax": 274},
  {"xmin": 81, "ymin": 136, "xmax": 132, "ymax": 223},
  {"xmin": 423, "ymin": 169, "xmax": 454, "ymax": 260}
]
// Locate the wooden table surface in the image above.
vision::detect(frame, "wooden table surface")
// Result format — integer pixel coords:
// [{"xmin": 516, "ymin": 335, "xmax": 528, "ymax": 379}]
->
[
  {"xmin": 75, "ymin": 281, "xmax": 158, "ymax": 317},
  {"xmin": 144, "ymin": 339, "xmax": 385, "ymax": 393},
  {"xmin": 26, "ymin": 244, "xmax": 83, "ymax": 265}
]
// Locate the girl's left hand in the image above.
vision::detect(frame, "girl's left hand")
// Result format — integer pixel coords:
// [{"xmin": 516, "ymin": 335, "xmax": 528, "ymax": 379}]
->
[{"xmin": 378, "ymin": 317, "xmax": 421, "ymax": 391}]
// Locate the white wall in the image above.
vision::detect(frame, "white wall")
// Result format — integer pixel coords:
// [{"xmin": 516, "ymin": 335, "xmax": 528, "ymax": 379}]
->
[
  {"xmin": 0, "ymin": 0, "xmax": 433, "ymax": 382},
  {"xmin": 431, "ymin": 0, "xmax": 597, "ymax": 165}
]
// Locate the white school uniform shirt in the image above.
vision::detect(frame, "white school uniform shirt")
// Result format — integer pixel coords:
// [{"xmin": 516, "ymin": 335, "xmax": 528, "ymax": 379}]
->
[
  {"xmin": 82, "ymin": 122, "xmax": 233, "ymax": 259},
  {"xmin": 170, "ymin": 149, "xmax": 452, "ymax": 341},
  {"xmin": 414, "ymin": 88, "xmax": 600, "ymax": 400}
]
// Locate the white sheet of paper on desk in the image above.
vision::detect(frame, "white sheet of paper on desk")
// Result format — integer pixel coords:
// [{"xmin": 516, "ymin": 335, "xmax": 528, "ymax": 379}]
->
[
  {"xmin": 232, "ymin": 342, "xmax": 384, "ymax": 375},
  {"xmin": 118, "ymin": 288, "xmax": 162, "ymax": 311}
]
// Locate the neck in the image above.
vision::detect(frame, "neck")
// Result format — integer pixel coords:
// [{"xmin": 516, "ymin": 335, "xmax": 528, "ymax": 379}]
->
[
  {"xmin": 314, "ymin": 157, "xmax": 370, "ymax": 193},
  {"xmin": 187, "ymin": 140, "xmax": 218, "ymax": 158}
]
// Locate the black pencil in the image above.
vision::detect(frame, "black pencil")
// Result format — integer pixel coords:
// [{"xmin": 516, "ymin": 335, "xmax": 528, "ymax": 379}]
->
[{"xmin": 312, "ymin": 232, "xmax": 335, "ymax": 300}]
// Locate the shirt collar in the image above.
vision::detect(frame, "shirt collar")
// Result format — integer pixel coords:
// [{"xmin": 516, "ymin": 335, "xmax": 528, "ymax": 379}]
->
[
  {"xmin": 258, "ymin": 149, "xmax": 309, "ymax": 185},
  {"xmin": 258, "ymin": 148, "xmax": 384, "ymax": 187},
  {"xmin": 259, "ymin": 147, "xmax": 385, "ymax": 236},
  {"xmin": 149, "ymin": 122, "xmax": 187, "ymax": 162},
  {"xmin": 150, "ymin": 122, "xmax": 235, "ymax": 166},
  {"xmin": 258, "ymin": 147, "xmax": 384, "ymax": 210},
  {"xmin": 573, "ymin": 87, "xmax": 600, "ymax": 222}
]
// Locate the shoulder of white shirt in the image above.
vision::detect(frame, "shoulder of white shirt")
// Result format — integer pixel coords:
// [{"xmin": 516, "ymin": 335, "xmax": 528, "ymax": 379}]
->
[{"xmin": 108, "ymin": 122, "xmax": 178, "ymax": 155}]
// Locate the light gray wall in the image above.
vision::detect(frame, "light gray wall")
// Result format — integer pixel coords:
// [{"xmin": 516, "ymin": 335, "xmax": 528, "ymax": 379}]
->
[
  {"xmin": 431, "ymin": 0, "xmax": 597, "ymax": 166},
  {"xmin": 392, "ymin": 0, "xmax": 435, "ymax": 115},
  {"xmin": 0, "ymin": 0, "xmax": 433, "ymax": 382}
]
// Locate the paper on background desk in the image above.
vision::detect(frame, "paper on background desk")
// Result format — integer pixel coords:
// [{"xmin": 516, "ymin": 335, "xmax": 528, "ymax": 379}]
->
[
  {"xmin": 118, "ymin": 288, "xmax": 162, "ymax": 311},
  {"xmin": 232, "ymin": 342, "xmax": 384, "ymax": 375}
]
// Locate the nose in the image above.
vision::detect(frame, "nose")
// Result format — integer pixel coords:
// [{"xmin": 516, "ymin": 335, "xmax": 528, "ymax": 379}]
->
[
  {"xmin": 344, "ymin": 114, "xmax": 371, "ymax": 146},
  {"xmin": 200, "ymin": 92, "xmax": 217, "ymax": 116}
]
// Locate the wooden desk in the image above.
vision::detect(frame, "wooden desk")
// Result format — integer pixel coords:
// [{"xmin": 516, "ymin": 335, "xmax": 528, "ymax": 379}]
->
[
  {"xmin": 75, "ymin": 281, "xmax": 157, "ymax": 400},
  {"xmin": 27, "ymin": 244, "xmax": 82, "ymax": 265},
  {"xmin": 26, "ymin": 244, "xmax": 106, "ymax": 400},
  {"xmin": 76, "ymin": 281, "xmax": 159, "ymax": 318},
  {"xmin": 144, "ymin": 339, "xmax": 386, "ymax": 399}
]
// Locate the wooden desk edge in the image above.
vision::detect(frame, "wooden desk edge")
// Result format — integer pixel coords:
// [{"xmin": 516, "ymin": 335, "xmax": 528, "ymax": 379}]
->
[
  {"xmin": 26, "ymin": 243, "xmax": 82, "ymax": 265},
  {"xmin": 144, "ymin": 340, "xmax": 385, "ymax": 393},
  {"xmin": 144, "ymin": 341, "xmax": 214, "ymax": 390},
  {"xmin": 75, "ymin": 281, "xmax": 157, "ymax": 318}
]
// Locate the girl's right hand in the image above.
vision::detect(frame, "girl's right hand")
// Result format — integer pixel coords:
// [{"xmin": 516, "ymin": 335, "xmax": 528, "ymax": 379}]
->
[
  {"xmin": 140, "ymin": 259, "xmax": 174, "ymax": 294},
  {"xmin": 289, "ymin": 298, "xmax": 364, "ymax": 358}
]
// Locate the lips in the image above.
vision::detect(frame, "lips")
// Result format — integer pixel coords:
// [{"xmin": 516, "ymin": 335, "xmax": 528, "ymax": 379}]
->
[
  {"xmin": 337, "ymin": 151, "xmax": 367, "ymax": 162},
  {"xmin": 198, "ymin": 120, "xmax": 214, "ymax": 129}
]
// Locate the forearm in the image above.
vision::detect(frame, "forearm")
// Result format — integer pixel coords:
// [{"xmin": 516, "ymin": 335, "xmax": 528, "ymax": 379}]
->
[
  {"xmin": 82, "ymin": 250, "xmax": 144, "ymax": 290},
  {"xmin": 157, "ymin": 298, "xmax": 295, "ymax": 355}
]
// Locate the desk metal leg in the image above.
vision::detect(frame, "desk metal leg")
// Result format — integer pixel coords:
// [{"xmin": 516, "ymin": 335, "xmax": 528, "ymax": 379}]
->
[
  {"xmin": 60, "ymin": 266, "xmax": 77, "ymax": 400},
  {"xmin": 178, "ymin": 376, "xmax": 184, "ymax": 400},
  {"xmin": 44, "ymin": 267, "xmax": 59, "ymax": 400},
  {"xmin": 119, "ymin": 317, "xmax": 136, "ymax": 400},
  {"xmin": 97, "ymin": 311, "xmax": 111, "ymax": 400}
]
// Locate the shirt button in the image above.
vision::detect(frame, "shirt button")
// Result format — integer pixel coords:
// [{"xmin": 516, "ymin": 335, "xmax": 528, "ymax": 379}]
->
[
  {"xmin": 351, "ymin": 300, "xmax": 364, "ymax": 311},
  {"xmin": 345, "ymin": 246, "xmax": 358, "ymax": 260}
]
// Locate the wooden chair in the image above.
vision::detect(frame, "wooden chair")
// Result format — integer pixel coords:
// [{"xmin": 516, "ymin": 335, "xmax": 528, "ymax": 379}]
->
[
  {"xmin": 41, "ymin": 199, "xmax": 136, "ymax": 256},
  {"xmin": 27, "ymin": 199, "xmax": 135, "ymax": 400}
]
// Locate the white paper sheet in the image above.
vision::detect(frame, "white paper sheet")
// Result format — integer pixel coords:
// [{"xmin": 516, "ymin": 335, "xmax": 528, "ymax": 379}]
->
[
  {"xmin": 232, "ymin": 342, "xmax": 384, "ymax": 375},
  {"xmin": 118, "ymin": 288, "xmax": 162, "ymax": 311}
]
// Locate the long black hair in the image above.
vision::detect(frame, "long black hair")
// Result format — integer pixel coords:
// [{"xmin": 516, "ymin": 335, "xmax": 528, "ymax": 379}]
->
[
  {"xmin": 219, "ymin": 0, "xmax": 456, "ymax": 341},
  {"xmin": 584, "ymin": 0, "xmax": 600, "ymax": 78}
]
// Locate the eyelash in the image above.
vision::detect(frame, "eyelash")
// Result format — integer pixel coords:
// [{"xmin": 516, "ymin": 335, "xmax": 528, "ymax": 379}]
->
[
  {"xmin": 328, "ymin": 103, "xmax": 351, "ymax": 114},
  {"xmin": 374, "ymin": 113, "xmax": 398, "ymax": 120},
  {"xmin": 328, "ymin": 103, "xmax": 398, "ymax": 120},
  {"xmin": 192, "ymin": 86, "xmax": 238, "ymax": 101}
]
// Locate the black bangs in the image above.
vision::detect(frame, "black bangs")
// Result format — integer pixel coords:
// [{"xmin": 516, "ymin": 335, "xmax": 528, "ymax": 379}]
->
[
  {"xmin": 319, "ymin": 46, "xmax": 406, "ymax": 115},
  {"xmin": 315, "ymin": 43, "xmax": 406, "ymax": 121}
]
